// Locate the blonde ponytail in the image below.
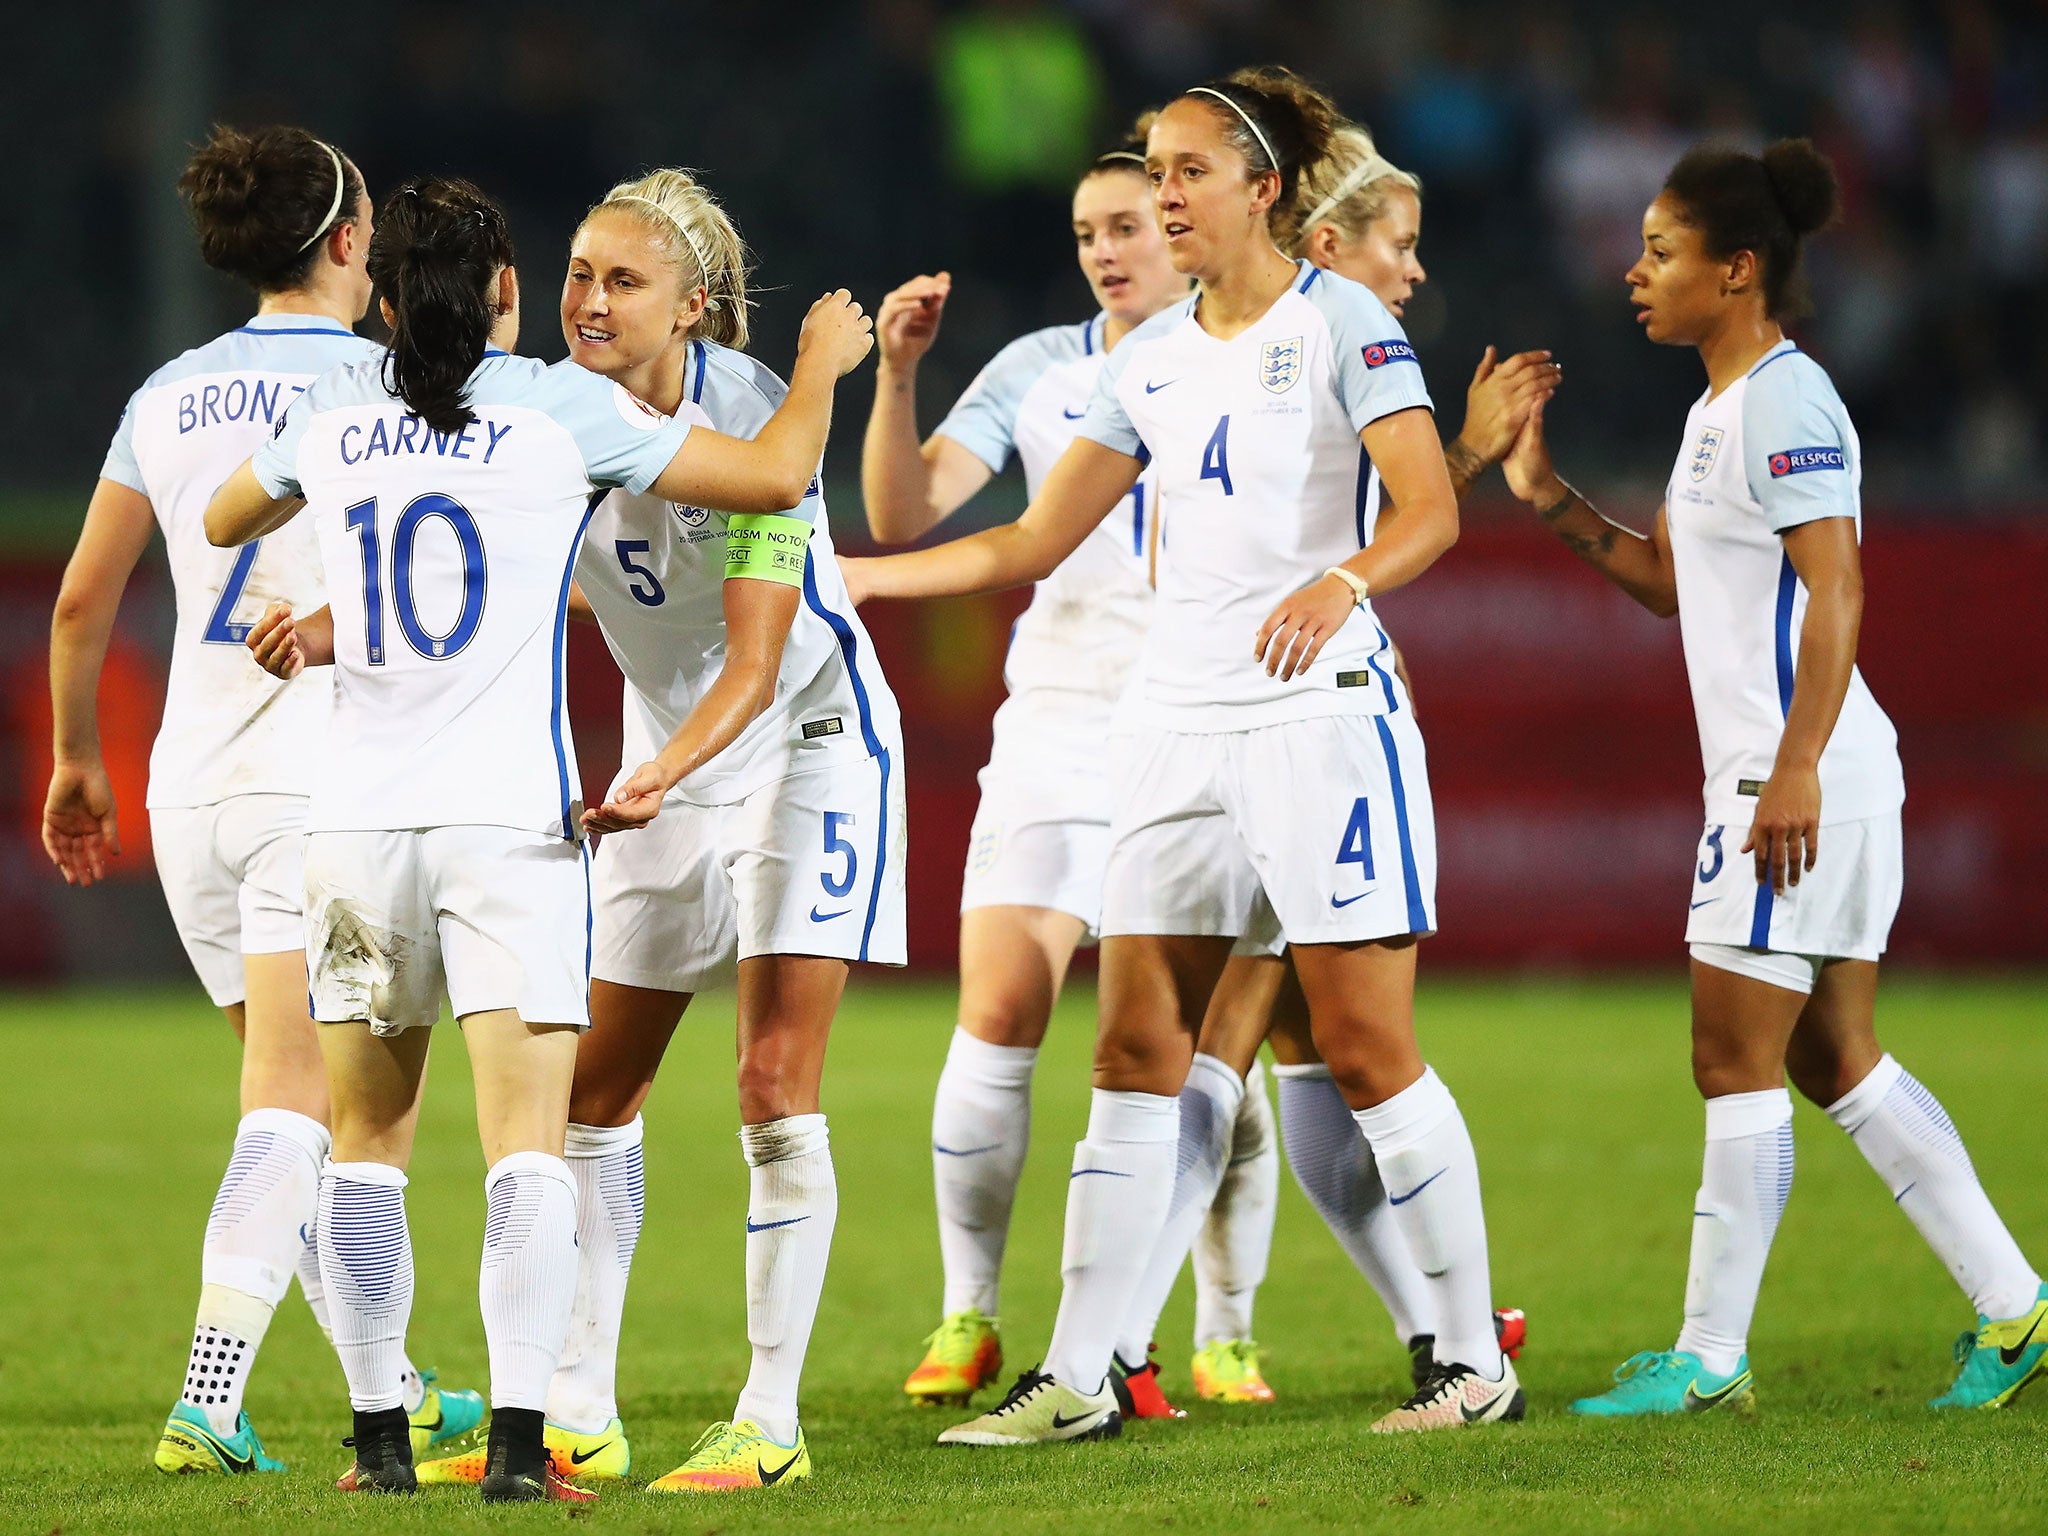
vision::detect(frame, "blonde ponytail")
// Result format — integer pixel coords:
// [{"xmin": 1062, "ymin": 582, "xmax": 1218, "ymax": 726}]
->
[
  {"xmin": 1291, "ymin": 127, "xmax": 1422, "ymax": 254},
  {"xmin": 586, "ymin": 168, "xmax": 753, "ymax": 349}
]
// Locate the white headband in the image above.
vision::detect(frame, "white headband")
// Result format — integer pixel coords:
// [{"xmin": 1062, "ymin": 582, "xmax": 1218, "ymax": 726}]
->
[
  {"xmin": 1188, "ymin": 86, "xmax": 1279, "ymax": 174},
  {"xmin": 294, "ymin": 141, "xmax": 347, "ymax": 254},
  {"xmin": 610, "ymin": 193, "xmax": 717, "ymax": 307},
  {"xmin": 1096, "ymin": 150, "xmax": 1146, "ymax": 166},
  {"xmin": 1301, "ymin": 151, "xmax": 1405, "ymax": 234}
]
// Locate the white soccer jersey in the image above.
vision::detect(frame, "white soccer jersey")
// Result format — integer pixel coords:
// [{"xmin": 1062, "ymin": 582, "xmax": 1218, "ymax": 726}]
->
[
  {"xmin": 576, "ymin": 340, "xmax": 901, "ymax": 806},
  {"xmin": 100, "ymin": 314, "xmax": 382, "ymax": 808},
  {"xmin": 936, "ymin": 313, "xmax": 1155, "ymax": 705},
  {"xmin": 1665, "ymin": 341, "xmax": 1904, "ymax": 829},
  {"xmin": 1079, "ymin": 262, "xmax": 1433, "ymax": 731},
  {"xmin": 252, "ymin": 353, "xmax": 695, "ymax": 840}
]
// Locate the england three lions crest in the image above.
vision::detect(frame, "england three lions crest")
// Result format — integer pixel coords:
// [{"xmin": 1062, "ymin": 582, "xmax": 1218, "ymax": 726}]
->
[
  {"xmin": 1689, "ymin": 426, "xmax": 1724, "ymax": 481},
  {"xmin": 1261, "ymin": 336, "xmax": 1303, "ymax": 394}
]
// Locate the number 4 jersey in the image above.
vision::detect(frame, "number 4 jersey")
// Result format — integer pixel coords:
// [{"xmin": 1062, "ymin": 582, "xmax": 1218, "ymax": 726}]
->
[{"xmin": 252, "ymin": 352, "xmax": 695, "ymax": 840}]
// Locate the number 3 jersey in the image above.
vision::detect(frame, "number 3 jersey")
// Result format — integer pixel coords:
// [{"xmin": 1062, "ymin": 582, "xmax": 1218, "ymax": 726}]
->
[
  {"xmin": 100, "ymin": 314, "xmax": 383, "ymax": 809},
  {"xmin": 574, "ymin": 340, "xmax": 901, "ymax": 808},
  {"xmin": 1079, "ymin": 261, "xmax": 1433, "ymax": 731},
  {"xmin": 1665, "ymin": 341, "xmax": 1903, "ymax": 829},
  {"xmin": 252, "ymin": 353, "xmax": 695, "ymax": 840}
]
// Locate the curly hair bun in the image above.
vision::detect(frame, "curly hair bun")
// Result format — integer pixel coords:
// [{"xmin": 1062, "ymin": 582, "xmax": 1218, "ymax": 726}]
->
[{"xmin": 1760, "ymin": 138, "xmax": 1840, "ymax": 239}]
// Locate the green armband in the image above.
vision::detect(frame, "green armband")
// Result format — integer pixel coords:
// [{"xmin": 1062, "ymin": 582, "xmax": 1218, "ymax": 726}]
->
[{"xmin": 723, "ymin": 513, "xmax": 812, "ymax": 587}]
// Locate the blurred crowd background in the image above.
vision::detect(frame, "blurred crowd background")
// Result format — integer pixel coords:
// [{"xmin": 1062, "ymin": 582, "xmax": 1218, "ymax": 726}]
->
[{"xmin": 1, "ymin": 0, "xmax": 2042, "ymax": 982}]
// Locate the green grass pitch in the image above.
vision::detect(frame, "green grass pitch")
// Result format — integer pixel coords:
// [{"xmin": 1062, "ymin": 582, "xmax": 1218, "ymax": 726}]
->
[{"xmin": 5, "ymin": 975, "xmax": 2044, "ymax": 1534}]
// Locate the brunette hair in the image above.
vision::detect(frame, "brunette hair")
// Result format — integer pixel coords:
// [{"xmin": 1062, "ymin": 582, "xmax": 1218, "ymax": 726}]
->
[
  {"xmin": 177, "ymin": 124, "xmax": 363, "ymax": 293},
  {"xmin": 1662, "ymin": 138, "xmax": 1840, "ymax": 319},
  {"xmin": 366, "ymin": 177, "xmax": 516, "ymax": 434}
]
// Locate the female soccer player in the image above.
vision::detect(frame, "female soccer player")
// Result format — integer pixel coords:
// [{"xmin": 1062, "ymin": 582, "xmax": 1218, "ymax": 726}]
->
[
  {"xmin": 207, "ymin": 174, "xmax": 873, "ymax": 1500},
  {"xmin": 1501, "ymin": 139, "xmax": 2044, "ymax": 1416},
  {"xmin": 44, "ymin": 125, "xmax": 480, "ymax": 1477},
  {"xmin": 1111, "ymin": 122, "xmax": 1552, "ymax": 1400},
  {"xmin": 843, "ymin": 67, "xmax": 1521, "ymax": 1441},
  {"xmin": 861, "ymin": 132, "xmax": 1287, "ymax": 1414}
]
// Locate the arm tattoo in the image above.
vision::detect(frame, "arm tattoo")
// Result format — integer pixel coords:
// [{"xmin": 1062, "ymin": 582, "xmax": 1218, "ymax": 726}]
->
[
  {"xmin": 1443, "ymin": 438, "xmax": 1486, "ymax": 499},
  {"xmin": 1538, "ymin": 484, "xmax": 1620, "ymax": 562}
]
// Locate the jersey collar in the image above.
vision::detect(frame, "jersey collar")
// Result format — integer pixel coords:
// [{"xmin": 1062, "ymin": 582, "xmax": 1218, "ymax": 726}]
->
[
  {"xmin": 236, "ymin": 312, "xmax": 355, "ymax": 336},
  {"xmin": 1745, "ymin": 339, "xmax": 1800, "ymax": 378}
]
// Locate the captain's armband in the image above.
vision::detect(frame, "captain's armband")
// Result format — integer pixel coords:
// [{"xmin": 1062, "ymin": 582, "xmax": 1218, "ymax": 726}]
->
[{"xmin": 723, "ymin": 514, "xmax": 812, "ymax": 587}]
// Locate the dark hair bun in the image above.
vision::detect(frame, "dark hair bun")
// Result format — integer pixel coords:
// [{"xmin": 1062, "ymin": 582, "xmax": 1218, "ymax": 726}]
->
[
  {"xmin": 177, "ymin": 124, "xmax": 361, "ymax": 293},
  {"xmin": 1760, "ymin": 138, "xmax": 1839, "ymax": 239}
]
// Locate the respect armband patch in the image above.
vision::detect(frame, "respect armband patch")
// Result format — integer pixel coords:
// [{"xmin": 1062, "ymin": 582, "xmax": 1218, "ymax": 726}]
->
[
  {"xmin": 1361, "ymin": 339, "xmax": 1418, "ymax": 369},
  {"xmin": 724, "ymin": 513, "xmax": 811, "ymax": 586},
  {"xmin": 1768, "ymin": 446, "xmax": 1845, "ymax": 477}
]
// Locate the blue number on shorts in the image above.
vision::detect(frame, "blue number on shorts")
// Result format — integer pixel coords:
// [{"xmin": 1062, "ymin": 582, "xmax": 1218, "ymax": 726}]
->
[
  {"xmin": 1336, "ymin": 796, "xmax": 1376, "ymax": 880},
  {"xmin": 615, "ymin": 539, "xmax": 664, "ymax": 606},
  {"xmin": 1129, "ymin": 482, "xmax": 1147, "ymax": 557},
  {"xmin": 1200, "ymin": 415, "xmax": 1234, "ymax": 496},
  {"xmin": 344, "ymin": 499, "xmax": 385, "ymax": 665},
  {"xmin": 822, "ymin": 811, "xmax": 858, "ymax": 898},
  {"xmin": 344, "ymin": 494, "xmax": 488, "ymax": 665},
  {"xmin": 201, "ymin": 539, "xmax": 264, "ymax": 645},
  {"xmin": 1697, "ymin": 824, "xmax": 1725, "ymax": 883}
]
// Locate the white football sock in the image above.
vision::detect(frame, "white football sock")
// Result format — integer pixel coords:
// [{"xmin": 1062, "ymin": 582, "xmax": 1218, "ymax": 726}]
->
[
  {"xmin": 1277, "ymin": 1063, "xmax": 1435, "ymax": 1343},
  {"xmin": 1042, "ymin": 1089, "xmax": 1178, "ymax": 1393},
  {"xmin": 181, "ymin": 1108, "xmax": 328, "ymax": 1433},
  {"xmin": 1827, "ymin": 1055, "xmax": 2041, "ymax": 1321},
  {"xmin": 479, "ymin": 1152, "xmax": 580, "ymax": 1412},
  {"xmin": 295, "ymin": 1209, "xmax": 426, "ymax": 1412},
  {"xmin": 1193, "ymin": 1058, "xmax": 1279, "ymax": 1347},
  {"xmin": 1116, "ymin": 1055, "xmax": 1242, "ymax": 1364},
  {"xmin": 1354, "ymin": 1068, "xmax": 1501, "ymax": 1379},
  {"xmin": 1675, "ymin": 1089, "xmax": 1794, "ymax": 1376},
  {"xmin": 546, "ymin": 1118, "xmax": 646, "ymax": 1433},
  {"xmin": 733, "ymin": 1115, "xmax": 837, "ymax": 1446},
  {"xmin": 318, "ymin": 1161, "xmax": 414, "ymax": 1412},
  {"xmin": 931, "ymin": 1029, "xmax": 1036, "ymax": 1317}
]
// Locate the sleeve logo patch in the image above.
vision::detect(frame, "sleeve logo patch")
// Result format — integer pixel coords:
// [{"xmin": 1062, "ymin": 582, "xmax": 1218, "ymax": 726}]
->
[
  {"xmin": 1260, "ymin": 336, "xmax": 1303, "ymax": 394},
  {"xmin": 1769, "ymin": 446, "xmax": 1844, "ymax": 477},
  {"xmin": 613, "ymin": 382, "xmax": 669, "ymax": 430},
  {"xmin": 1361, "ymin": 339, "xmax": 1418, "ymax": 369}
]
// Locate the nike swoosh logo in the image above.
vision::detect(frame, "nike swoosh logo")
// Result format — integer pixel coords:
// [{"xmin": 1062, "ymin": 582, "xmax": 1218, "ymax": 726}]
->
[
  {"xmin": 1330, "ymin": 892, "xmax": 1370, "ymax": 909},
  {"xmin": 1893, "ymin": 1182, "xmax": 1916, "ymax": 1204},
  {"xmin": 1388, "ymin": 1168, "xmax": 1448, "ymax": 1205},
  {"xmin": 1459, "ymin": 1387, "xmax": 1508, "ymax": 1423},
  {"xmin": 417, "ymin": 1411, "xmax": 444, "ymax": 1434},
  {"xmin": 758, "ymin": 1448, "xmax": 804, "ymax": 1484},
  {"xmin": 570, "ymin": 1441, "xmax": 615, "ymax": 1466},
  {"xmin": 1144, "ymin": 379, "xmax": 1175, "ymax": 393},
  {"xmin": 1050, "ymin": 1409, "xmax": 1104, "ymax": 1430},
  {"xmin": 809, "ymin": 905, "xmax": 850, "ymax": 922},
  {"xmin": 176, "ymin": 1423, "xmax": 255, "ymax": 1474},
  {"xmin": 1684, "ymin": 1373, "xmax": 1750, "ymax": 1410},
  {"xmin": 1690, "ymin": 898, "xmax": 1717, "ymax": 909},
  {"xmin": 2000, "ymin": 1313, "xmax": 2045, "ymax": 1366},
  {"xmin": 1070, "ymin": 1167, "xmax": 1132, "ymax": 1179},
  {"xmin": 1062, "ymin": 407, "xmax": 1086, "ymax": 419},
  {"xmin": 746, "ymin": 1215, "xmax": 810, "ymax": 1234},
  {"xmin": 933, "ymin": 1142, "xmax": 1001, "ymax": 1157}
]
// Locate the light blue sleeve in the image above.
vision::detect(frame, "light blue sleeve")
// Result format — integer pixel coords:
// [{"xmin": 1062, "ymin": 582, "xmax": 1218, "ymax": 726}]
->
[
  {"xmin": 1742, "ymin": 357, "xmax": 1857, "ymax": 533},
  {"xmin": 935, "ymin": 328, "xmax": 1076, "ymax": 474},
  {"xmin": 99, "ymin": 385, "xmax": 147, "ymax": 492},
  {"xmin": 250, "ymin": 369, "xmax": 329, "ymax": 499},
  {"xmin": 542, "ymin": 360, "xmax": 696, "ymax": 494},
  {"xmin": 697, "ymin": 347, "xmax": 824, "ymax": 529},
  {"xmin": 1076, "ymin": 321, "xmax": 1149, "ymax": 462},
  {"xmin": 1305, "ymin": 270, "xmax": 1434, "ymax": 434}
]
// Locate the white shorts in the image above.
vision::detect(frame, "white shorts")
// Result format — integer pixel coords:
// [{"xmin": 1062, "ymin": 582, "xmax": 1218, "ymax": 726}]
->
[
  {"xmin": 1101, "ymin": 711, "xmax": 1437, "ymax": 948},
  {"xmin": 303, "ymin": 826, "xmax": 592, "ymax": 1035},
  {"xmin": 152, "ymin": 794, "xmax": 308, "ymax": 1007},
  {"xmin": 590, "ymin": 752, "xmax": 907, "ymax": 995},
  {"xmin": 1684, "ymin": 811, "xmax": 1903, "ymax": 992}
]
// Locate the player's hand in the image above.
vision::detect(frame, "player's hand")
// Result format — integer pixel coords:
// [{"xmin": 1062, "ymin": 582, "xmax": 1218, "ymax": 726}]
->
[
  {"xmin": 876, "ymin": 273, "xmax": 952, "ymax": 371},
  {"xmin": 1742, "ymin": 764, "xmax": 1821, "ymax": 894},
  {"xmin": 798, "ymin": 289, "xmax": 876, "ymax": 378},
  {"xmin": 1456, "ymin": 347, "xmax": 1560, "ymax": 466},
  {"xmin": 1502, "ymin": 396, "xmax": 1565, "ymax": 507},
  {"xmin": 246, "ymin": 601, "xmax": 304, "ymax": 679},
  {"xmin": 582, "ymin": 760, "xmax": 671, "ymax": 835},
  {"xmin": 836, "ymin": 555, "xmax": 874, "ymax": 607},
  {"xmin": 1254, "ymin": 573, "xmax": 1356, "ymax": 681},
  {"xmin": 42, "ymin": 761, "xmax": 120, "ymax": 886}
]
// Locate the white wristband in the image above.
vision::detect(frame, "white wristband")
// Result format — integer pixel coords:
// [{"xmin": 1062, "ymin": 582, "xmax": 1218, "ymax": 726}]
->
[{"xmin": 1323, "ymin": 566, "xmax": 1370, "ymax": 606}]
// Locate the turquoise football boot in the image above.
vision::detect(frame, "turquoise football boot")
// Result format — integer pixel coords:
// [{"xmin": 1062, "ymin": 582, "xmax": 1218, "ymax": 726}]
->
[
  {"xmin": 1931, "ymin": 1283, "xmax": 2048, "ymax": 1410},
  {"xmin": 1570, "ymin": 1350, "xmax": 1755, "ymax": 1417},
  {"xmin": 409, "ymin": 1368, "xmax": 486, "ymax": 1455},
  {"xmin": 154, "ymin": 1401, "xmax": 287, "ymax": 1473}
]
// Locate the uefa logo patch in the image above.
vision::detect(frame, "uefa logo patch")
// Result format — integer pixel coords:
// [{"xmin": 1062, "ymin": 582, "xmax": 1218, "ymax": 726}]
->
[
  {"xmin": 1361, "ymin": 339, "xmax": 1418, "ymax": 369},
  {"xmin": 672, "ymin": 502, "xmax": 709, "ymax": 528},
  {"xmin": 1769, "ymin": 446, "xmax": 1845, "ymax": 477},
  {"xmin": 1260, "ymin": 336, "xmax": 1303, "ymax": 394},
  {"xmin": 1689, "ymin": 426, "xmax": 1724, "ymax": 481}
]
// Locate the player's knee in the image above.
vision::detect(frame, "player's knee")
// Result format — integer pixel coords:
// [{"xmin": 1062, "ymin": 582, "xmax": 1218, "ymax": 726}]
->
[
  {"xmin": 955, "ymin": 996, "xmax": 1049, "ymax": 1051},
  {"xmin": 567, "ymin": 1076, "xmax": 643, "ymax": 1129}
]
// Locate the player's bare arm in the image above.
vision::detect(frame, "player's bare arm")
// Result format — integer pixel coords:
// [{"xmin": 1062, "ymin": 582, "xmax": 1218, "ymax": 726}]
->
[
  {"xmin": 1505, "ymin": 398, "xmax": 1678, "ymax": 616},
  {"xmin": 204, "ymin": 460, "xmax": 304, "ymax": 547},
  {"xmin": 862, "ymin": 272, "xmax": 997, "ymax": 543}
]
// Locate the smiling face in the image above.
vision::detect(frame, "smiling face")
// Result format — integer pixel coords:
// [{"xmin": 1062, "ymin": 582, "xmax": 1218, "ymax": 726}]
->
[
  {"xmin": 1072, "ymin": 166, "xmax": 1186, "ymax": 327},
  {"xmin": 1312, "ymin": 185, "xmax": 1426, "ymax": 316},
  {"xmin": 1626, "ymin": 192, "xmax": 1739, "ymax": 347},
  {"xmin": 1146, "ymin": 96, "xmax": 1281, "ymax": 283},
  {"xmin": 560, "ymin": 206, "xmax": 704, "ymax": 381}
]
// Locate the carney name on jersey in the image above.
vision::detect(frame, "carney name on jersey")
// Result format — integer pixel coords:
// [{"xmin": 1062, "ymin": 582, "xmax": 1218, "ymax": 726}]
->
[
  {"xmin": 1666, "ymin": 340, "xmax": 1903, "ymax": 829},
  {"xmin": 575, "ymin": 339, "xmax": 901, "ymax": 807},
  {"xmin": 1079, "ymin": 262, "xmax": 1432, "ymax": 731},
  {"xmin": 101, "ymin": 314, "xmax": 383, "ymax": 808},
  {"xmin": 251, "ymin": 353, "xmax": 696, "ymax": 840},
  {"xmin": 936, "ymin": 313, "xmax": 1154, "ymax": 710}
]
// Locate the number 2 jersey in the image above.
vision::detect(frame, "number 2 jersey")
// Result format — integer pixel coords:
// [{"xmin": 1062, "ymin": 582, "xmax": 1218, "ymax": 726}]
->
[
  {"xmin": 574, "ymin": 339, "xmax": 902, "ymax": 808},
  {"xmin": 1078, "ymin": 262, "xmax": 1433, "ymax": 731},
  {"xmin": 1665, "ymin": 340, "xmax": 1903, "ymax": 829},
  {"xmin": 252, "ymin": 353, "xmax": 695, "ymax": 840},
  {"xmin": 99, "ymin": 314, "xmax": 382, "ymax": 809}
]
